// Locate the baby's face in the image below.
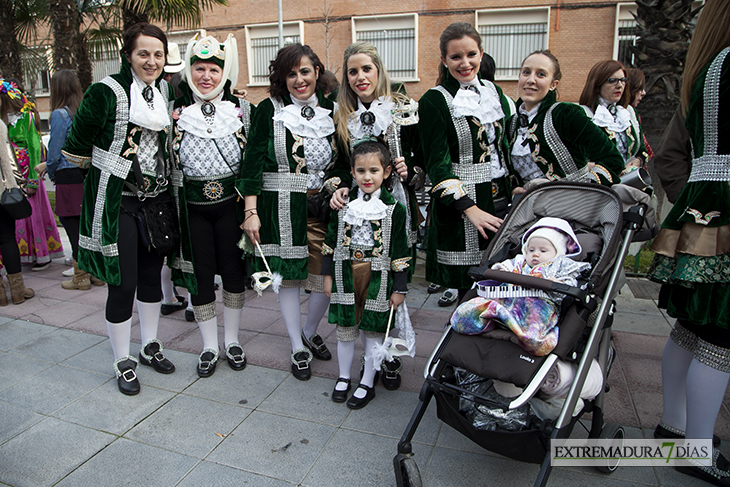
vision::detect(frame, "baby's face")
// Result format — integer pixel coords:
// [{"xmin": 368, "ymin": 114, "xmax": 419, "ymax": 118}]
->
[{"xmin": 526, "ymin": 236, "xmax": 557, "ymax": 266}]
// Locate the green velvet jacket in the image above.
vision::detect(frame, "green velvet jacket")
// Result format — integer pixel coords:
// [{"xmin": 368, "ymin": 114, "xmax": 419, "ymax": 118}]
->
[
  {"xmin": 61, "ymin": 58, "xmax": 173, "ymax": 286},
  {"xmin": 507, "ymin": 90, "xmax": 625, "ymax": 187},
  {"xmin": 580, "ymin": 102, "xmax": 648, "ymax": 167},
  {"xmin": 419, "ymin": 70, "xmax": 514, "ymax": 289},
  {"xmin": 240, "ymin": 91, "xmax": 349, "ymax": 280},
  {"xmin": 662, "ymin": 46, "xmax": 730, "ymax": 230},
  {"xmin": 169, "ymin": 82, "xmax": 255, "ymax": 294},
  {"xmin": 322, "ymin": 187, "xmax": 410, "ymax": 332}
]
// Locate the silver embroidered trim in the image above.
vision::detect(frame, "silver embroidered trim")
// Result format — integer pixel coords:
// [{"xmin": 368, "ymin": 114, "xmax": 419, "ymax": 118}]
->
[
  {"xmin": 696, "ymin": 337, "xmax": 730, "ymax": 373},
  {"xmin": 171, "ymin": 256, "xmax": 194, "ymax": 274},
  {"xmin": 304, "ymin": 274, "xmax": 325, "ymax": 293},
  {"xmin": 688, "ymin": 47, "xmax": 730, "ymax": 182},
  {"xmin": 193, "ymin": 302, "xmax": 217, "ymax": 322},
  {"xmin": 337, "ymin": 325, "xmax": 360, "ymax": 342},
  {"xmin": 436, "ymin": 249, "xmax": 483, "ymax": 266},
  {"xmin": 670, "ymin": 321, "xmax": 698, "ymax": 351},
  {"xmin": 222, "ymin": 290, "xmax": 245, "ymax": 309},
  {"xmin": 256, "ymin": 243, "xmax": 309, "ymax": 259},
  {"xmin": 238, "ymin": 98, "xmax": 252, "ymax": 135},
  {"xmin": 272, "ymin": 97, "xmax": 295, "ymax": 250},
  {"xmin": 140, "ymin": 338, "xmax": 164, "ymax": 362},
  {"xmin": 544, "ymin": 104, "xmax": 585, "ymax": 179},
  {"xmin": 563, "ymin": 165, "xmax": 591, "ymax": 182},
  {"xmin": 386, "ymin": 123, "xmax": 416, "ymax": 246},
  {"xmin": 262, "ymin": 172, "xmax": 308, "ymax": 193}
]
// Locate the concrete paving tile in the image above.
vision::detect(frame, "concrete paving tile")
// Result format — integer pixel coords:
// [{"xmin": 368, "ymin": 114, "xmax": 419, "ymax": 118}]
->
[
  {"xmin": 12, "ymin": 327, "xmax": 106, "ymax": 363},
  {"xmin": 341, "ymin": 388, "xmax": 442, "ymax": 446},
  {"xmin": 17, "ymin": 274, "xmax": 63, "ymax": 293},
  {"xmin": 613, "ymin": 310, "xmax": 672, "ymax": 336},
  {"xmin": 613, "ymin": 331, "xmax": 667, "ymax": 357},
  {"xmin": 160, "ymin": 323, "xmax": 203, "ymax": 354},
  {"xmin": 178, "ymin": 460, "xmax": 295, "ymax": 486},
  {"xmin": 302, "ymin": 428, "xmax": 433, "ymax": 487},
  {"xmin": 620, "ymin": 354, "xmax": 662, "ymax": 390},
  {"xmin": 126, "ymin": 394, "xmax": 249, "ymax": 458},
  {"xmin": 0, "ymin": 400, "xmax": 44, "ymax": 444},
  {"xmin": 134, "ymin": 348, "xmax": 201, "ymax": 393},
  {"xmin": 237, "ymin": 305, "xmax": 284, "ymax": 332},
  {"xmin": 630, "ymin": 388, "xmax": 666, "ymax": 431},
  {"xmin": 436, "ymin": 421, "xmax": 495, "ymax": 455},
  {"xmin": 0, "ymin": 364, "xmax": 109, "ymax": 415},
  {"xmin": 410, "ymin": 308, "xmax": 452, "ymax": 334},
  {"xmin": 64, "ymin": 309, "xmax": 108, "ymax": 336},
  {"xmin": 30, "ymin": 300, "xmax": 96, "ymax": 329},
  {"xmin": 0, "ymin": 417, "xmax": 114, "ymax": 487},
  {"xmin": 258, "ymin": 374, "xmax": 351, "ymax": 426},
  {"xmin": 0, "ymin": 351, "xmax": 53, "ymax": 392},
  {"xmin": 53, "ymin": 383, "xmax": 175, "ymax": 435},
  {"xmin": 614, "ymin": 286, "xmax": 668, "ymax": 315},
  {"xmin": 67, "ymin": 286, "xmax": 109, "ymax": 308},
  {"xmin": 0, "ymin": 318, "xmax": 56, "ymax": 351},
  {"xmin": 183, "ymin": 364, "xmax": 288, "ymax": 409},
  {"xmin": 413, "ymin": 328, "xmax": 447, "ymax": 360},
  {"xmin": 242, "ymin": 332, "xmax": 297, "ymax": 371},
  {"xmin": 0, "ymin": 296, "xmax": 60, "ymax": 321},
  {"xmin": 263, "ymin": 315, "xmax": 302, "ymax": 338},
  {"xmin": 54, "ymin": 437, "xmax": 198, "ymax": 487},
  {"xmin": 60, "ymin": 340, "xmax": 114, "ymax": 375},
  {"xmin": 0, "ymin": 315, "xmax": 15, "ymax": 325},
  {"xmin": 207, "ymin": 410, "xmax": 336, "ymax": 483}
]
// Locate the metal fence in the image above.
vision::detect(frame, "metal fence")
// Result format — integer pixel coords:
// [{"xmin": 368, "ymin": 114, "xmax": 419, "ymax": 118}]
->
[
  {"xmin": 617, "ymin": 19, "xmax": 640, "ymax": 67},
  {"xmin": 357, "ymin": 28, "xmax": 416, "ymax": 79},
  {"xmin": 250, "ymin": 35, "xmax": 300, "ymax": 84},
  {"xmin": 479, "ymin": 23, "xmax": 547, "ymax": 79}
]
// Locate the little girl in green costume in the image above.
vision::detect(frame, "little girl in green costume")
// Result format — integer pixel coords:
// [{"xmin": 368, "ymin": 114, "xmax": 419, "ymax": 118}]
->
[{"xmin": 322, "ymin": 137, "xmax": 411, "ymax": 409}]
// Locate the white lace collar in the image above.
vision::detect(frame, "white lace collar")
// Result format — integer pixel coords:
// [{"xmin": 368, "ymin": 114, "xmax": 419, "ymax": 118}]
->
[
  {"xmin": 451, "ymin": 79, "xmax": 504, "ymax": 126},
  {"xmin": 344, "ymin": 188, "xmax": 387, "ymax": 226},
  {"xmin": 592, "ymin": 96, "xmax": 631, "ymax": 133},
  {"xmin": 128, "ymin": 71, "xmax": 170, "ymax": 131},
  {"xmin": 347, "ymin": 96, "xmax": 394, "ymax": 139},
  {"xmin": 273, "ymin": 93, "xmax": 334, "ymax": 138},
  {"xmin": 177, "ymin": 92, "xmax": 242, "ymax": 139}
]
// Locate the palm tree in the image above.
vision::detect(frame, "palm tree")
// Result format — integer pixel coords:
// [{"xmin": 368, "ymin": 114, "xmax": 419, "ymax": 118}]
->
[
  {"xmin": 0, "ymin": 0, "xmax": 23, "ymax": 79},
  {"xmin": 118, "ymin": 0, "xmax": 228, "ymax": 32}
]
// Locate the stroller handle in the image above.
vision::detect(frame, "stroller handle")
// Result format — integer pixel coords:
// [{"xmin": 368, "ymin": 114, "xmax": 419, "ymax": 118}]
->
[{"xmin": 468, "ymin": 268, "xmax": 589, "ymax": 303}]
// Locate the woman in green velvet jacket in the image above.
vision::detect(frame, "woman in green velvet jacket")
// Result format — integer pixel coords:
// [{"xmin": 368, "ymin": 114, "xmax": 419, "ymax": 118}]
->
[
  {"xmin": 62, "ymin": 23, "xmax": 177, "ymax": 396},
  {"xmin": 508, "ymin": 50, "xmax": 625, "ymax": 194},
  {"xmin": 419, "ymin": 23, "xmax": 514, "ymax": 299},
  {"xmin": 241, "ymin": 44, "xmax": 349, "ymax": 381}
]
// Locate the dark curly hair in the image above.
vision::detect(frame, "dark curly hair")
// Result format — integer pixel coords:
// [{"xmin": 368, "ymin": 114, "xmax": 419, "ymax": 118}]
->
[{"xmin": 268, "ymin": 44, "xmax": 326, "ymax": 99}]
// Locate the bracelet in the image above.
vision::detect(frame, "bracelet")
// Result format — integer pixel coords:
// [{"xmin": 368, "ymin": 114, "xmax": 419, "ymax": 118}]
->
[
  {"xmin": 244, "ymin": 212, "xmax": 259, "ymax": 222},
  {"xmin": 244, "ymin": 208, "xmax": 257, "ymax": 214}
]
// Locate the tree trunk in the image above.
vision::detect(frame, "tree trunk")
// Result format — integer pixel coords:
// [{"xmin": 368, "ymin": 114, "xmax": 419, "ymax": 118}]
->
[
  {"xmin": 75, "ymin": 31, "xmax": 93, "ymax": 91},
  {"xmin": 49, "ymin": 0, "xmax": 79, "ymax": 70},
  {"xmin": 0, "ymin": 0, "xmax": 23, "ymax": 81}
]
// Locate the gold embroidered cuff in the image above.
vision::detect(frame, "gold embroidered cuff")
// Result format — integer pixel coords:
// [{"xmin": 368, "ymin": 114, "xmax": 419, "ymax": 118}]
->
[
  {"xmin": 322, "ymin": 243, "xmax": 334, "ymax": 256},
  {"xmin": 391, "ymin": 257, "xmax": 411, "ymax": 273},
  {"xmin": 324, "ymin": 177, "xmax": 341, "ymax": 194},
  {"xmin": 432, "ymin": 179, "xmax": 468, "ymax": 199},
  {"xmin": 61, "ymin": 150, "xmax": 92, "ymax": 170},
  {"xmin": 589, "ymin": 164, "xmax": 614, "ymax": 184}
]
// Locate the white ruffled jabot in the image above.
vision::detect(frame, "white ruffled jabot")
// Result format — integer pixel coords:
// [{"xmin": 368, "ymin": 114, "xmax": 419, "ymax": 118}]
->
[
  {"xmin": 273, "ymin": 93, "xmax": 334, "ymax": 138},
  {"xmin": 129, "ymin": 71, "xmax": 170, "ymax": 131},
  {"xmin": 592, "ymin": 97, "xmax": 630, "ymax": 133},
  {"xmin": 344, "ymin": 188, "xmax": 387, "ymax": 226},
  {"xmin": 452, "ymin": 80, "xmax": 505, "ymax": 127},
  {"xmin": 177, "ymin": 92, "xmax": 242, "ymax": 139},
  {"xmin": 347, "ymin": 96, "xmax": 395, "ymax": 139}
]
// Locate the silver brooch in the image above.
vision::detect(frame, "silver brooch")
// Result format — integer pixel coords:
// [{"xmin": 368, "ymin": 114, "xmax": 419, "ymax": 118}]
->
[
  {"xmin": 142, "ymin": 86, "xmax": 154, "ymax": 104},
  {"xmin": 360, "ymin": 111, "xmax": 375, "ymax": 126},
  {"xmin": 201, "ymin": 102, "xmax": 216, "ymax": 117},
  {"xmin": 301, "ymin": 106, "xmax": 315, "ymax": 120}
]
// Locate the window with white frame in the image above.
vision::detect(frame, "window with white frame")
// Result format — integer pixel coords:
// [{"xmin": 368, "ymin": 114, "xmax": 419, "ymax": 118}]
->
[
  {"xmin": 21, "ymin": 46, "xmax": 51, "ymax": 96},
  {"xmin": 245, "ymin": 22, "xmax": 303, "ymax": 86},
  {"xmin": 614, "ymin": 4, "xmax": 639, "ymax": 67},
  {"xmin": 166, "ymin": 29, "xmax": 206, "ymax": 60},
  {"xmin": 352, "ymin": 14, "xmax": 418, "ymax": 81},
  {"xmin": 476, "ymin": 8, "xmax": 550, "ymax": 80}
]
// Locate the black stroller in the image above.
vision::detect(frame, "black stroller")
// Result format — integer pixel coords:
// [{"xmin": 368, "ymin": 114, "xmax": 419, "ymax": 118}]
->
[{"xmin": 394, "ymin": 182, "xmax": 652, "ymax": 487}]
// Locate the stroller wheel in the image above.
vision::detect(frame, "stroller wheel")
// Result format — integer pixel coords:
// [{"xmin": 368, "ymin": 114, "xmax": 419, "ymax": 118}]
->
[
  {"xmin": 596, "ymin": 423, "xmax": 625, "ymax": 473},
  {"xmin": 394, "ymin": 454, "xmax": 422, "ymax": 487}
]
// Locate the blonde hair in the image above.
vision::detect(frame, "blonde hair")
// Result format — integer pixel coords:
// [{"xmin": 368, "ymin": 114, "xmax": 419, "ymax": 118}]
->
[
  {"xmin": 681, "ymin": 0, "xmax": 730, "ymax": 114},
  {"xmin": 334, "ymin": 42, "xmax": 407, "ymax": 152}
]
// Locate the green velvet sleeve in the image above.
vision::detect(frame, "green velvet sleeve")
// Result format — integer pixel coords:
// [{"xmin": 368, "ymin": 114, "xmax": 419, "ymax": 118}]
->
[
  {"xmin": 557, "ymin": 103, "xmax": 625, "ymax": 183},
  {"xmin": 418, "ymin": 90, "xmax": 462, "ymax": 206},
  {"xmin": 240, "ymin": 97, "xmax": 274, "ymax": 196},
  {"xmin": 63, "ymin": 83, "xmax": 117, "ymax": 164},
  {"xmin": 324, "ymin": 135, "xmax": 353, "ymax": 192},
  {"xmin": 24, "ymin": 113, "xmax": 41, "ymax": 180}
]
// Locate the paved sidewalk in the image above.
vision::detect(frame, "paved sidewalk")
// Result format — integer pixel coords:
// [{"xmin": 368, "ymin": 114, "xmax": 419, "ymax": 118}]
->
[{"xmin": 1, "ymin": 252, "xmax": 729, "ymax": 486}]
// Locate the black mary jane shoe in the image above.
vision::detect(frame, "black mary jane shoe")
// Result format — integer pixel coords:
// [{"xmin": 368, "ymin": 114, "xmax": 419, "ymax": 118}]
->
[
  {"xmin": 225, "ymin": 343, "xmax": 247, "ymax": 371},
  {"xmin": 139, "ymin": 339, "xmax": 175, "ymax": 374},
  {"xmin": 332, "ymin": 378, "xmax": 351, "ymax": 403},
  {"xmin": 291, "ymin": 348, "xmax": 312, "ymax": 381},
  {"xmin": 381, "ymin": 357, "xmax": 403, "ymax": 391},
  {"xmin": 197, "ymin": 349, "xmax": 219, "ymax": 378},
  {"xmin": 301, "ymin": 331, "xmax": 332, "ymax": 361},
  {"xmin": 346, "ymin": 385, "xmax": 375, "ymax": 410},
  {"xmin": 161, "ymin": 295, "xmax": 187, "ymax": 315},
  {"xmin": 114, "ymin": 356, "xmax": 140, "ymax": 396},
  {"xmin": 654, "ymin": 422, "xmax": 721, "ymax": 448}
]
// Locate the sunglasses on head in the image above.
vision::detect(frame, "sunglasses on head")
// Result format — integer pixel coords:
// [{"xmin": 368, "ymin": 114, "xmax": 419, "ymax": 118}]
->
[{"xmin": 606, "ymin": 77, "xmax": 629, "ymax": 85}]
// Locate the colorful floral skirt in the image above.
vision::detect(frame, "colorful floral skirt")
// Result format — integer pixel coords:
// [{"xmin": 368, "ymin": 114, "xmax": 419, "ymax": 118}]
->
[{"xmin": 15, "ymin": 182, "xmax": 64, "ymax": 264}]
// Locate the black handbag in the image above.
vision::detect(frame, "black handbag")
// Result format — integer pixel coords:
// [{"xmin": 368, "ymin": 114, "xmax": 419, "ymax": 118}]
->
[
  {"xmin": 0, "ymin": 187, "xmax": 32, "ymax": 220},
  {"xmin": 138, "ymin": 197, "xmax": 179, "ymax": 256}
]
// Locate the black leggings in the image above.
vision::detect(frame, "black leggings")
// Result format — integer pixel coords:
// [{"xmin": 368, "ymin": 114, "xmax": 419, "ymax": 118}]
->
[
  {"xmin": 188, "ymin": 198, "xmax": 245, "ymax": 306},
  {"xmin": 105, "ymin": 196, "xmax": 165, "ymax": 323},
  {"xmin": 62, "ymin": 215, "xmax": 81, "ymax": 260},
  {"xmin": 0, "ymin": 206, "xmax": 20, "ymax": 274}
]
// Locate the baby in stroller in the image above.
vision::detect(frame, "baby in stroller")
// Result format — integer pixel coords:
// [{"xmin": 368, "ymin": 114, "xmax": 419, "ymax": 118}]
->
[{"xmin": 450, "ymin": 217, "xmax": 604, "ymax": 419}]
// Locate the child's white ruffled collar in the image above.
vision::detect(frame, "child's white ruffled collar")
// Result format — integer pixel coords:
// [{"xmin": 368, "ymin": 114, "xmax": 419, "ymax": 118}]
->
[{"xmin": 344, "ymin": 188, "xmax": 387, "ymax": 226}]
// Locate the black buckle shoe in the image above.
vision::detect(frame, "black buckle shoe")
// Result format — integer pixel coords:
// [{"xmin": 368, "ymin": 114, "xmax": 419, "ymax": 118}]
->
[
  {"xmin": 225, "ymin": 343, "xmax": 246, "ymax": 371},
  {"xmin": 381, "ymin": 357, "xmax": 402, "ymax": 390},
  {"xmin": 655, "ymin": 422, "xmax": 721, "ymax": 448},
  {"xmin": 139, "ymin": 339, "xmax": 175, "ymax": 374},
  {"xmin": 346, "ymin": 385, "xmax": 375, "ymax": 410},
  {"xmin": 197, "ymin": 349, "xmax": 218, "ymax": 378},
  {"xmin": 332, "ymin": 378, "xmax": 351, "ymax": 403},
  {"xmin": 301, "ymin": 331, "xmax": 332, "ymax": 361},
  {"xmin": 161, "ymin": 296, "xmax": 187, "ymax": 315},
  {"xmin": 114, "ymin": 356, "xmax": 140, "ymax": 395},
  {"xmin": 291, "ymin": 348, "xmax": 312, "ymax": 381}
]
